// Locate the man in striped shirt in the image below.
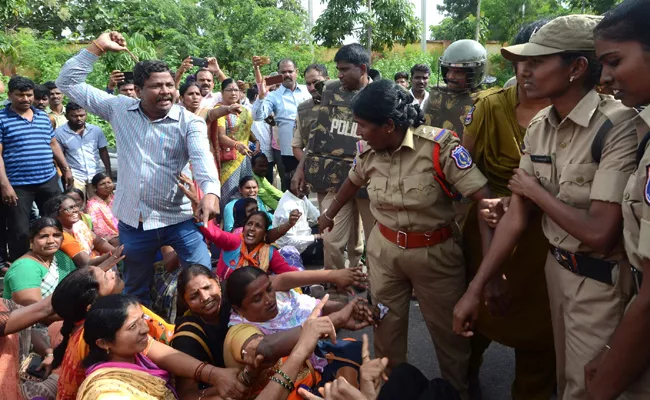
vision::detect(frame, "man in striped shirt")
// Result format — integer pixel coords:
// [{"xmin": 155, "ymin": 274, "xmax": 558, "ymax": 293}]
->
[
  {"xmin": 0, "ymin": 76, "xmax": 73, "ymax": 261},
  {"xmin": 56, "ymin": 31, "xmax": 221, "ymax": 305}
]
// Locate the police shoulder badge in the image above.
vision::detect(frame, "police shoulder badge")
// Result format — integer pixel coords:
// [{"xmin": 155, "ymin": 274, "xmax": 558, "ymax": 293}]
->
[
  {"xmin": 451, "ymin": 145, "xmax": 473, "ymax": 169},
  {"xmin": 645, "ymin": 165, "xmax": 650, "ymax": 205},
  {"xmin": 464, "ymin": 106, "xmax": 475, "ymax": 125}
]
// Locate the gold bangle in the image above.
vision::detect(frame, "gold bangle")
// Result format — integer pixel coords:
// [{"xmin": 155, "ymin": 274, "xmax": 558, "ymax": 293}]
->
[{"xmin": 92, "ymin": 40, "xmax": 105, "ymax": 53}]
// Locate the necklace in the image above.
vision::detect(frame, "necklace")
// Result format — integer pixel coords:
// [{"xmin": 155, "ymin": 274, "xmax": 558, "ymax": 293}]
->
[{"xmin": 31, "ymin": 252, "xmax": 52, "ymax": 268}]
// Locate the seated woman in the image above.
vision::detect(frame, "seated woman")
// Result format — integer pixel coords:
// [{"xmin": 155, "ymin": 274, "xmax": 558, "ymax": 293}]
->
[
  {"xmin": 252, "ymin": 153, "xmax": 283, "ymax": 211},
  {"xmin": 171, "ymin": 264, "xmax": 369, "ymax": 399},
  {"xmin": 63, "ymin": 187, "xmax": 93, "ymax": 231},
  {"xmin": 85, "ymin": 173, "xmax": 120, "ymax": 247},
  {"xmin": 43, "ymin": 195, "xmax": 122, "ymax": 268},
  {"xmin": 76, "ymin": 294, "xmax": 246, "ymax": 400},
  {"xmin": 223, "ymin": 176, "xmax": 272, "ymax": 233},
  {"xmin": 223, "ymin": 267, "xmax": 375, "ymax": 398},
  {"xmin": 231, "ymin": 197, "xmax": 260, "ymax": 235},
  {"xmin": 3, "ymin": 218, "xmax": 76, "ymax": 307}
]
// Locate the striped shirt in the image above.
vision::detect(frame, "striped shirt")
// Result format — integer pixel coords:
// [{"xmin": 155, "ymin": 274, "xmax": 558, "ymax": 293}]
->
[
  {"xmin": 56, "ymin": 50, "xmax": 221, "ymax": 230},
  {"xmin": 0, "ymin": 105, "xmax": 57, "ymax": 186}
]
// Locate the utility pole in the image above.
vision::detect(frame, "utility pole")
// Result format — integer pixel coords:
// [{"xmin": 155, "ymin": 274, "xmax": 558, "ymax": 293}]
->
[
  {"xmin": 308, "ymin": 0, "xmax": 315, "ymax": 59},
  {"xmin": 475, "ymin": 0, "xmax": 482, "ymax": 41},
  {"xmin": 421, "ymin": 0, "xmax": 426, "ymax": 52},
  {"xmin": 367, "ymin": 0, "xmax": 373, "ymax": 55}
]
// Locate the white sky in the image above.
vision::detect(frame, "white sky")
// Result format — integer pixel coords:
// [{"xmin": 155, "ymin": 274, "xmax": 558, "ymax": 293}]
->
[{"xmin": 300, "ymin": 0, "xmax": 445, "ymax": 41}]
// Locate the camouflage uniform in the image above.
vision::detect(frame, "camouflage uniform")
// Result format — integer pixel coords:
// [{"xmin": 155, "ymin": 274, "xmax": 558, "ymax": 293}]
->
[
  {"xmin": 292, "ymin": 98, "xmax": 318, "ymax": 149},
  {"xmin": 303, "ymin": 80, "xmax": 375, "ymax": 271}
]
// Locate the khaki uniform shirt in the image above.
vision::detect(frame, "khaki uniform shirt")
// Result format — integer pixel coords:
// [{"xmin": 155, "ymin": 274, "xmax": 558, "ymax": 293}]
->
[
  {"xmin": 348, "ymin": 126, "xmax": 487, "ymax": 232},
  {"xmin": 292, "ymin": 98, "xmax": 319, "ymax": 149},
  {"xmin": 520, "ymin": 90, "xmax": 637, "ymax": 258},
  {"xmin": 422, "ymin": 87, "xmax": 475, "ymax": 138},
  {"xmin": 622, "ymin": 107, "xmax": 650, "ymax": 270}
]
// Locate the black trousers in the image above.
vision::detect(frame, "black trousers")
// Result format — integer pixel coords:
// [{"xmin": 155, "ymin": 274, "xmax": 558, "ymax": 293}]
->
[
  {"xmin": 4, "ymin": 174, "xmax": 61, "ymax": 261},
  {"xmin": 378, "ymin": 363, "xmax": 461, "ymax": 400},
  {"xmin": 274, "ymin": 153, "xmax": 299, "ymax": 192}
]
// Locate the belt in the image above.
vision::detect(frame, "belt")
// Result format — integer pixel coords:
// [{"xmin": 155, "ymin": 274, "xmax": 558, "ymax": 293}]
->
[
  {"xmin": 550, "ymin": 246, "xmax": 617, "ymax": 285},
  {"xmin": 378, "ymin": 223, "xmax": 452, "ymax": 249},
  {"xmin": 631, "ymin": 265, "xmax": 644, "ymax": 295}
]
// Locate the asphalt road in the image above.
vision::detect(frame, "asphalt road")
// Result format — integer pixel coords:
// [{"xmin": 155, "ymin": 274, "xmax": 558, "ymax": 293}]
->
[{"xmin": 342, "ymin": 299, "xmax": 516, "ymax": 400}]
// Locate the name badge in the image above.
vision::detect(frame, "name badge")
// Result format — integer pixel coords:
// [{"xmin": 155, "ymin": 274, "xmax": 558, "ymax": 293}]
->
[{"xmin": 530, "ymin": 155, "xmax": 552, "ymax": 164}]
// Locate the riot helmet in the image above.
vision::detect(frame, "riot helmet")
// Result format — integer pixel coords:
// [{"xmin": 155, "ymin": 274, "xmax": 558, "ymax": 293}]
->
[{"xmin": 439, "ymin": 39, "xmax": 488, "ymax": 91}]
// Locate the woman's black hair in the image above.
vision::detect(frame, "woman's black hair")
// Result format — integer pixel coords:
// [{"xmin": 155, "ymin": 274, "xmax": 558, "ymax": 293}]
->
[
  {"xmin": 512, "ymin": 18, "xmax": 551, "ymax": 45},
  {"xmin": 251, "ymin": 153, "xmax": 268, "ymax": 166},
  {"xmin": 244, "ymin": 210, "xmax": 271, "ymax": 232},
  {"xmin": 176, "ymin": 264, "xmax": 219, "ymax": 315},
  {"xmin": 82, "ymin": 294, "xmax": 140, "ymax": 368},
  {"xmin": 91, "ymin": 172, "xmax": 111, "ymax": 187},
  {"xmin": 51, "ymin": 267, "xmax": 102, "ymax": 369},
  {"xmin": 351, "ymin": 79, "xmax": 424, "ymax": 130},
  {"xmin": 559, "ymin": 51, "xmax": 602, "ymax": 90},
  {"xmin": 226, "ymin": 266, "xmax": 267, "ymax": 308},
  {"xmin": 221, "ymin": 78, "xmax": 236, "ymax": 92},
  {"xmin": 233, "ymin": 198, "xmax": 258, "ymax": 231},
  {"xmin": 238, "ymin": 175, "xmax": 256, "ymax": 189},
  {"xmin": 29, "ymin": 217, "xmax": 62, "ymax": 240},
  {"xmin": 179, "ymin": 81, "xmax": 202, "ymax": 97},
  {"xmin": 63, "ymin": 187, "xmax": 85, "ymax": 203},
  {"xmin": 594, "ymin": 0, "xmax": 650, "ymax": 50},
  {"xmin": 42, "ymin": 195, "xmax": 75, "ymax": 218}
]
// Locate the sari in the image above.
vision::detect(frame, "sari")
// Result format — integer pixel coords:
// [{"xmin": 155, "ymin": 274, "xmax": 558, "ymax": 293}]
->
[
  {"xmin": 215, "ymin": 107, "xmax": 254, "ymax": 206},
  {"xmin": 86, "ymin": 196, "xmax": 118, "ymax": 240},
  {"xmin": 77, "ymin": 352, "xmax": 176, "ymax": 400}
]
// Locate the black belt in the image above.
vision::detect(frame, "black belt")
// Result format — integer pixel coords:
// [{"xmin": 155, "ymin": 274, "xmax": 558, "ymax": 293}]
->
[
  {"xmin": 631, "ymin": 265, "xmax": 644, "ymax": 295},
  {"xmin": 550, "ymin": 246, "xmax": 617, "ymax": 285}
]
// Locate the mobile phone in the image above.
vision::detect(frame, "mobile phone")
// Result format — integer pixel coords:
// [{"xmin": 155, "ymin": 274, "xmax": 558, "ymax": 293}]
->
[
  {"xmin": 314, "ymin": 80, "xmax": 325, "ymax": 95},
  {"xmin": 190, "ymin": 57, "xmax": 208, "ymax": 68},
  {"xmin": 123, "ymin": 71, "xmax": 134, "ymax": 81},
  {"xmin": 26, "ymin": 355, "xmax": 47, "ymax": 380},
  {"xmin": 265, "ymin": 74, "xmax": 284, "ymax": 86},
  {"xmin": 259, "ymin": 56, "xmax": 271, "ymax": 65}
]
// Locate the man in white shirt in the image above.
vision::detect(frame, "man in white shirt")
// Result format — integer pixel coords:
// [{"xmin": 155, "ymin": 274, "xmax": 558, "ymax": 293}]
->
[
  {"xmin": 272, "ymin": 186, "xmax": 323, "ymax": 265},
  {"xmin": 410, "ymin": 64, "xmax": 430, "ymax": 106}
]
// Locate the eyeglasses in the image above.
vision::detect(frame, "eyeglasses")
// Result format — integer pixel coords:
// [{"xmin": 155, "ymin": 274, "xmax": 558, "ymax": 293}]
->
[{"xmin": 60, "ymin": 204, "xmax": 80, "ymax": 214}]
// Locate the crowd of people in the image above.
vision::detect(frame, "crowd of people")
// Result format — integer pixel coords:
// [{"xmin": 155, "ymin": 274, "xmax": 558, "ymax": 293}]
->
[{"xmin": 0, "ymin": 0, "xmax": 650, "ymax": 399}]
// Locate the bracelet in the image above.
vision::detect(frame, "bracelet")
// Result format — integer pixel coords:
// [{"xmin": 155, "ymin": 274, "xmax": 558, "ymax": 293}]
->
[
  {"xmin": 323, "ymin": 212, "xmax": 334, "ymax": 222},
  {"xmin": 333, "ymin": 197, "xmax": 343, "ymax": 207},
  {"xmin": 605, "ymin": 344, "xmax": 612, "ymax": 350},
  {"xmin": 92, "ymin": 40, "xmax": 105, "ymax": 53},
  {"xmin": 45, "ymin": 353, "xmax": 54, "ymax": 358},
  {"xmin": 238, "ymin": 366, "xmax": 252, "ymax": 386},
  {"xmin": 269, "ymin": 376, "xmax": 294, "ymax": 392},
  {"xmin": 274, "ymin": 369, "xmax": 294, "ymax": 388},
  {"xmin": 194, "ymin": 362, "xmax": 207, "ymax": 382}
]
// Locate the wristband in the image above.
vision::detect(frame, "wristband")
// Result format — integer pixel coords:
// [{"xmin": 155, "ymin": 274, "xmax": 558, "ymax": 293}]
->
[{"xmin": 92, "ymin": 40, "xmax": 105, "ymax": 53}]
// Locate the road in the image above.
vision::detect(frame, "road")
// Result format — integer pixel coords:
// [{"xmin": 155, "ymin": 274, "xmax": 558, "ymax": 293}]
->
[{"xmin": 342, "ymin": 299, "xmax": 515, "ymax": 400}]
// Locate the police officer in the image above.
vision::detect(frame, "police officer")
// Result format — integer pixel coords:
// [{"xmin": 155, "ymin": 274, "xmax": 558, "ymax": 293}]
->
[
  {"xmin": 453, "ymin": 15, "xmax": 638, "ymax": 400},
  {"xmin": 585, "ymin": 2, "xmax": 650, "ymax": 398},
  {"xmin": 295, "ymin": 44, "xmax": 375, "ymax": 275},
  {"xmin": 461, "ymin": 19, "xmax": 555, "ymax": 400},
  {"xmin": 422, "ymin": 39, "xmax": 488, "ymax": 138},
  {"xmin": 291, "ymin": 63, "xmax": 329, "ymax": 162},
  {"xmin": 320, "ymin": 80, "xmax": 492, "ymax": 400}
]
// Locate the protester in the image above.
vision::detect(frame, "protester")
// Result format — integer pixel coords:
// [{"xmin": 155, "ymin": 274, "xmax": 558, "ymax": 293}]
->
[
  {"xmin": 252, "ymin": 153, "xmax": 283, "ymax": 210},
  {"xmin": 56, "ymin": 31, "xmax": 221, "ymax": 306},
  {"xmin": 106, "ymin": 70, "xmax": 138, "ymax": 98},
  {"xmin": 460, "ymin": 18, "xmax": 555, "ymax": 400},
  {"xmin": 54, "ymin": 102, "xmax": 111, "ymax": 196},
  {"xmin": 584, "ymin": 1, "xmax": 650, "ymax": 398},
  {"xmin": 33, "ymin": 84, "xmax": 51, "ymax": 111},
  {"xmin": 252, "ymin": 57, "xmax": 311, "ymax": 191},
  {"xmin": 453, "ymin": 15, "xmax": 638, "ymax": 400},
  {"xmin": 319, "ymin": 80, "xmax": 492, "ymax": 398},
  {"xmin": 85, "ymin": 172, "xmax": 120, "ymax": 246},
  {"xmin": 231, "ymin": 198, "xmax": 260, "ymax": 234},
  {"xmin": 44, "ymin": 81, "xmax": 67, "ymax": 128},
  {"xmin": 63, "ymin": 187, "xmax": 94, "ymax": 230},
  {"xmin": 294, "ymin": 44, "xmax": 375, "ymax": 275},
  {"xmin": 175, "ymin": 57, "xmax": 227, "ymax": 108},
  {"xmin": 249, "ymin": 86, "xmax": 276, "ymax": 183},
  {"xmin": 223, "ymin": 176, "xmax": 272, "ymax": 233},
  {"xmin": 3, "ymin": 217, "xmax": 76, "ymax": 305},
  {"xmin": 409, "ymin": 64, "xmax": 431, "ymax": 106},
  {"xmin": 394, "ymin": 71, "xmax": 409, "ymax": 89},
  {"xmin": 0, "ymin": 75, "xmax": 72, "ymax": 262},
  {"xmin": 43, "ymin": 194, "xmax": 121, "ymax": 269},
  {"xmin": 291, "ymin": 63, "xmax": 329, "ymax": 173}
]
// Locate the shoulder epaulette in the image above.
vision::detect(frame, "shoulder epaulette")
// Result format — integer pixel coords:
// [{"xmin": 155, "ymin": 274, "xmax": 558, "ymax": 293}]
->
[
  {"xmin": 473, "ymin": 86, "xmax": 504, "ymax": 104},
  {"xmin": 413, "ymin": 126, "xmax": 455, "ymax": 144}
]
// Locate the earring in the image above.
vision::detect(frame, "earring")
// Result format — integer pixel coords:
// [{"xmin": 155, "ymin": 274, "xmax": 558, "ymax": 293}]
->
[
  {"xmin": 569, "ymin": 76, "xmax": 575, "ymax": 83},
  {"xmin": 106, "ymin": 348, "xmax": 110, "ymax": 355}
]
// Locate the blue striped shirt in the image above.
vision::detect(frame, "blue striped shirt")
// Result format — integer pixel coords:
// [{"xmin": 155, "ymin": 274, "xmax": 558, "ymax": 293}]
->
[
  {"xmin": 56, "ymin": 50, "xmax": 221, "ymax": 230},
  {"xmin": 0, "ymin": 106, "xmax": 57, "ymax": 186}
]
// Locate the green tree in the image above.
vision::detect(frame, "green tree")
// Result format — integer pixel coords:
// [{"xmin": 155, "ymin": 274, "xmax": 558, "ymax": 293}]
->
[
  {"xmin": 312, "ymin": 0, "xmax": 421, "ymax": 51},
  {"xmin": 437, "ymin": 0, "xmax": 478, "ymax": 20},
  {"xmin": 429, "ymin": 15, "xmax": 490, "ymax": 42}
]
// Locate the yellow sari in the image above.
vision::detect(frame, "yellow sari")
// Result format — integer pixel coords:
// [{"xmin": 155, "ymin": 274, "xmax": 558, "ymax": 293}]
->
[{"xmin": 76, "ymin": 367, "xmax": 176, "ymax": 400}]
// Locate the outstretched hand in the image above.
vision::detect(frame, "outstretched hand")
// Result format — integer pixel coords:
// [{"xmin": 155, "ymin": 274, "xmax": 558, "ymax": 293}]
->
[{"xmin": 93, "ymin": 31, "xmax": 128, "ymax": 53}]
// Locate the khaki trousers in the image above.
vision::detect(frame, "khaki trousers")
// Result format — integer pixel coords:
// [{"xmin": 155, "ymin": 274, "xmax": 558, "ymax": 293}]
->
[
  {"xmin": 367, "ymin": 226, "xmax": 470, "ymax": 400},
  {"xmin": 545, "ymin": 252, "xmax": 630, "ymax": 400},
  {"xmin": 73, "ymin": 178, "xmax": 95, "ymax": 199},
  {"xmin": 318, "ymin": 192, "xmax": 374, "ymax": 270},
  {"xmin": 617, "ymin": 294, "xmax": 650, "ymax": 399}
]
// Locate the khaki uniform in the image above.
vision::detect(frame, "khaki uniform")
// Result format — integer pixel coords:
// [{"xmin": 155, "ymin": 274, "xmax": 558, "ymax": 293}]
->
[
  {"xmin": 422, "ymin": 87, "xmax": 476, "ymax": 229},
  {"xmin": 303, "ymin": 80, "xmax": 375, "ymax": 270},
  {"xmin": 618, "ymin": 107, "xmax": 650, "ymax": 399},
  {"xmin": 520, "ymin": 90, "xmax": 637, "ymax": 400},
  {"xmin": 463, "ymin": 86, "xmax": 555, "ymax": 400},
  {"xmin": 349, "ymin": 126, "xmax": 488, "ymax": 400}
]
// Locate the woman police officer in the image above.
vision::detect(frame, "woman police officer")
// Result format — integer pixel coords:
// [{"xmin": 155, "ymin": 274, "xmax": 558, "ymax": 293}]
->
[{"xmin": 319, "ymin": 79, "xmax": 493, "ymax": 399}]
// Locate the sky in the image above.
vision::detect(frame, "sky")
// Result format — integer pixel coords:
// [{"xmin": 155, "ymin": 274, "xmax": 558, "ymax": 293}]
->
[{"xmin": 300, "ymin": 0, "xmax": 445, "ymax": 41}]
